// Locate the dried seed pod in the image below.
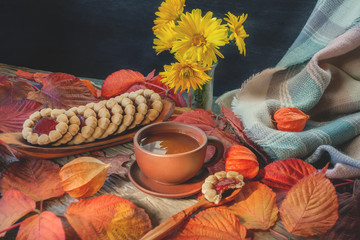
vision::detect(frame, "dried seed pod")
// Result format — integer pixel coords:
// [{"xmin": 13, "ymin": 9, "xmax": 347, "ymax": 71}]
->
[
  {"xmin": 59, "ymin": 157, "xmax": 110, "ymax": 198},
  {"xmin": 274, "ymin": 107, "xmax": 309, "ymax": 132},
  {"xmin": 225, "ymin": 145, "xmax": 259, "ymax": 180}
]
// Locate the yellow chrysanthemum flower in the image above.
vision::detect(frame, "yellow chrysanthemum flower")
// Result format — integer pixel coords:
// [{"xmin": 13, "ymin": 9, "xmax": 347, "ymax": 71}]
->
[
  {"xmin": 153, "ymin": 0, "xmax": 186, "ymax": 31},
  {"xmin": 153, "ymin": 21, "xmax": 177, "ymax": 55},
  {"xmin": 224, "ymin": 12, "xmax": 249, "ymax": 55},
  {"xmin": 160, "ymin": 55, "xmax": 211, "ymax": 92},
  {"xmin": 171, "ymin": 9, "xmax": 229, "ymax": 67}
]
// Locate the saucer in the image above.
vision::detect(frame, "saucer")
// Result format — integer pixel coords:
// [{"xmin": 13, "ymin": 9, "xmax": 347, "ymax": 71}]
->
[{"xmin": 128, "ymin": 161, "xmax": 209, "ymax": 198}]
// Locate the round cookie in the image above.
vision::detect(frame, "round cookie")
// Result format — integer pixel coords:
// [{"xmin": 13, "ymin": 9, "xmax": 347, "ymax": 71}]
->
[
  {"xmin": 85, "ymin": 102, "xmax": 111, "ymax": 142},
  {"xmin": 98, "ymin": 98, "xmax": 124, "ymax": 139},
  {"xmin": 127, "ymin": 91, "xmax": 148, "ymax": 129},
  {"xmin": 22, "ymin": 108, "xmax": 69, "ymax": 145},
  {"xmin": 141, "ymin": 89, "xmax": 163, "ymax": 125},
  {"xmin": 67, "ymin": 106, "xmax": 97, "ymax": 145},
  {"xmin": 52, "ymin": 110, "xmax": 81, "ymax": 146},
  {"xmin": 114, "ymin": 96, "xmax": 136, "ymax": 135}
]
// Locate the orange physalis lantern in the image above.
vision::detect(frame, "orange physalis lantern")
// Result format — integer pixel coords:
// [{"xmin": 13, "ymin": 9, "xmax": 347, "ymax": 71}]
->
[
  {"xmin": 274, "ymin": 107, "xmax": 309, "ymax": 132},
  {"xmin": 225, "ymin": 145, "xmax": 259, "ymax": 180}
]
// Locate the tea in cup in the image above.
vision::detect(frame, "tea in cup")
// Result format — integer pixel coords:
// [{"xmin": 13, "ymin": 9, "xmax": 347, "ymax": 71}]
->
[{"xmin": 133, "ymin": 122, "xmax": 224, "ymax": 185}]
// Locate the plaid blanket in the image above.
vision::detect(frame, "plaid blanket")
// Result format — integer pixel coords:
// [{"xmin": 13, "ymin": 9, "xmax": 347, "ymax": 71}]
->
[{"xmin": 217, "ymin": 0, "xmax": 360, "ymax": 178}]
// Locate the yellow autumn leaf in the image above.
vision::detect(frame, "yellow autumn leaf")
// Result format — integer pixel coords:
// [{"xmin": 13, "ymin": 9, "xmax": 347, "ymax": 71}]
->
[{"xmin": 227, "ymin": 181, "xmax": 279, "ymax": 230}]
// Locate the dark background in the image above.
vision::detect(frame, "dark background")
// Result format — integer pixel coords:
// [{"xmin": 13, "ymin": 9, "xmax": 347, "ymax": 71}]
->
[{"xmin": 0, "ymin": 0, "xmax": 317, "ymax": 96}]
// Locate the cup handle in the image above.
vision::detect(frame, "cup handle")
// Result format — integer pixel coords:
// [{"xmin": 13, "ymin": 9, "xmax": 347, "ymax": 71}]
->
[{"xmin": 202, "ymin": 136, "xmax": 224, "ymax": 168}]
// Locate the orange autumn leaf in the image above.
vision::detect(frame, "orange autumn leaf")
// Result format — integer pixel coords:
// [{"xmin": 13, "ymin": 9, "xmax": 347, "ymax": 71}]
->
[
  {"xmin": 59, "ymin": 157, "xmax": 110, "ymax": 198},
  {"xmin": 16, "ymin": 211, "xmax": 65, "ymax": 240},
  {"xmin": 101, "ymin": 69, "xmax": 146, "ymax": 97},
  {"xmin": 80, "ymin": 79, "xmax": 99, "ymax": 97},
  {"xmin": 225, "ymin": 145, "xmax": 259, "ymax": 180},
  {"xmin": 261, "ymin": 158, "xmax": 317, "ymax": 191},
  {"xmin": 280, "ymin": 171, "xmax": 338, "ymax": 237},
  {"xmin": 0, "ymin": 190, "xmax": 36, "ymax": 237},
  {"xmin": 227, "ymin": 182, "xmax": 278, "ymax": 230},
  {"xmin": 0, "ymin": 159, "xmax": 64, "ymax": 202},
  {"xmin": 65, "ymin": 195, "xmax": 151, "ymax": 240},
  {"xmin": 167, "ymin": 208, "xmax": 247, "ymax": 240}
]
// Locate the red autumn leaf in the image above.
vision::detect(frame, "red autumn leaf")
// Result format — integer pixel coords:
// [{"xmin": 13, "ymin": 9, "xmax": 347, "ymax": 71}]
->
[
  {"xmin": 227, "ymin": 182, "xmax": 278, "ymax": 230},
  {"xmin": 323, "ymin": 180, "xmax": 360, "ymax": 240},
  {"xmin": 16, "ymin": 211, "xmax": 65, "ymax": 240},
  {"xmin": 101, "ymin": 69, "xmax": 146, "ymax": 97},
  {"xmin": 280, "ymin": 171, "xmax": 338, "ymax": 237},
  {"xmin": 0, "ymin": 100, "xmax": 43, "ymax": 133},
  {"xmin": 0, "ymin": 159, "xmax": 65, "ymax": 201},
  {"xmin": 0, "ymin": 190, "xmax": 36, "ymax": 237},
  {"xmin": 0, "ymin": 75, "xmax": 37, "ymax": 105},
  {"xmin": 27, "ymin": 72, "xmax": 97, "ymax": 108},
  {"xmin": 167, "ymin": 208, "xmax": 247, "ymax": 240},
  {"xmin": 88, "ymin": 151, "xmax": 131, "ymax": 177},
  {"xmin": 65, "ymin": 195, "xmax": 152, "ymax": 240},
  {"xmin": 0, "ymin": 140, "xmax": 20, "ymax": 172},
  {"xmin": 261, "ymin": 158, "xmax": 317, "ymax": 191}
]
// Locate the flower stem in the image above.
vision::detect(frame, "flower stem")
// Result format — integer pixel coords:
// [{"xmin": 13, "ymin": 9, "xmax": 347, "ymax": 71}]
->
[
  {"xmin": 334, "ymin": 181, "xmax": 354, "ymax": 188},
  {"xmin": 0, "ymin": 222, "xmax": 22, "ymax": 235},
  {"xmin": 269, "ymin": 229, "xmax": 288, "ymax": 239},
  {"xmin": 188, "ymin": 88, "xmax": 193, "ymax": 108},
  {"xmin": 144, "ymin": 82, "xmax": 166, "ymax": 92}
]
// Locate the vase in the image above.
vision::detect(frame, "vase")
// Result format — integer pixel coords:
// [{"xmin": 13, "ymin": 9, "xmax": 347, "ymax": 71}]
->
[{"xmin": 192, "ymin": 63, "xmax": 217, "ymax": 110}]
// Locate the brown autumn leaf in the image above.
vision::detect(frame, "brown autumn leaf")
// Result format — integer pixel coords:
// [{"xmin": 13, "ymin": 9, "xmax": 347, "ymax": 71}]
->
[
  {"xmin": 322, "ymin": 179, "xmax": 360, "ymax": 240},
  {"xmin": 59, "ymin": 157, "xmax": 110, "ymax": 198},
  {"xmin": 88, "ymin": 151, "xmax": 132, "ymax": 177},
  {"xmin": 280, "ymin": 170, "xmax": 338, "ymax": 237},
  {"xmin": 227, "ymin": 181, "xmax": 278, "ymax": 230},
  {"xmin": 166, "ymin": 208, "xmax": 247, "ymax": 240},
  {"xmin": 101, "ymin": 69, "xmax": 146, "ymax": 97},
  {"xmin": 0, "ymin": 159, "xmax": 65, "ymax": 201},
  {"xmin": 0, "ymin": 100, "xmax": 43, "ymax": 133},
  {"xmin": 261, "ymin": 158, "xmax": 317, "ymax": 191},
  {"xmin": 65, "ymin": 195, "xmax": 152, "ymax": 240},
  {"xmin": 27, "ymin": 72, "xmax": 97, "ymax": 108},
  {"xmin": 0, "ymin": 190, "xmax": 36, "ymax": 237},
  {"xmin": 16, "ymin": 211, "xmax": 65, "ymax": 240}
]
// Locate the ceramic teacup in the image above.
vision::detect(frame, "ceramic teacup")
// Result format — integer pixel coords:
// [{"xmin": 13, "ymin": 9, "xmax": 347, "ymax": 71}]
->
[{"xmin": 133, "ymin": 122, "xmax": 224, "ymax": 185}]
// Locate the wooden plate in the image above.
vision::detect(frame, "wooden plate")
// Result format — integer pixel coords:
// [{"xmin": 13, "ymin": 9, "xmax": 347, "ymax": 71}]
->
[{"xmin": 0, "ymin": 99, "xmax": 174, "ymax": 159}]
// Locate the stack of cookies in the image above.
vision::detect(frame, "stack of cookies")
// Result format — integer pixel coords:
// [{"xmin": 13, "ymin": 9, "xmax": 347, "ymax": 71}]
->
[{"xmin": 22, "ymin": 89, "xmax": 164, "ymax": 146}]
